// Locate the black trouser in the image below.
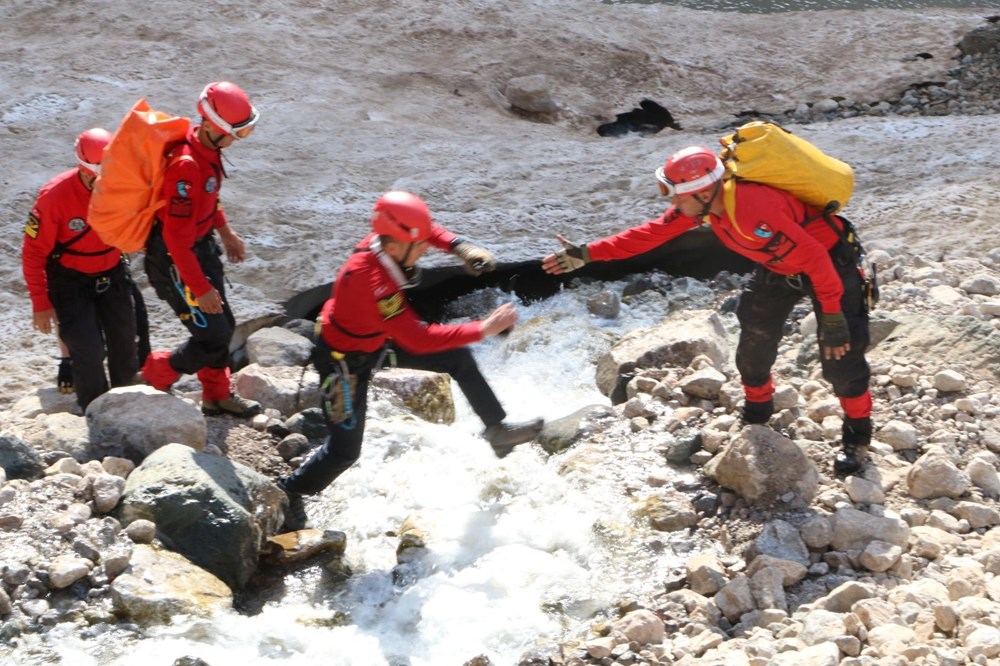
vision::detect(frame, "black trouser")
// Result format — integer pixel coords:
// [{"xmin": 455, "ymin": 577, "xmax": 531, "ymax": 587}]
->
[
  {"xmin": 281, "ymin": 338, "xmax": 507, "ymax": 496},
  {"xmin": 47, "ymin": 261, "xmax": 138, "ymax": 409},
  {"xmin": 735, "ymin": 241, "xmax": 871, "ymax": 400},
  {"xmin": 144, "ymin": 224, "xmax": 234, "ymax": 374}
]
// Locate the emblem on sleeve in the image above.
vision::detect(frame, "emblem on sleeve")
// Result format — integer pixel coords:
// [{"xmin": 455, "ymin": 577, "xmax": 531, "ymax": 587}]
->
[
  {"xmin": 177, "ymin": 180, "xmax": 191, "ymax": 197},
  {"xmin": 24, "ymin": 214, "xmax": 40, "ymax": 239},
  {"xmin": 205, "ymin": 176, "xmax": 218, "ymax": 193},
  {"xmin": 377, "ymin": 293, "xmax": 406, "ymax": 320},
  {"xmin": 753, "ymin": 223, "xmax": 774, "ymax": 239},
  {"xmin": 68, "ymin": 217, "xmax": 86, "ymax": 232}
]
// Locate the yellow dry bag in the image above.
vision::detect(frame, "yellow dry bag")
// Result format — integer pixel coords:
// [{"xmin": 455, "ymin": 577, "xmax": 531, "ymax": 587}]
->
[{"xmin": 719, "ymin": 121, "xmax": 855, "ymax": 226}]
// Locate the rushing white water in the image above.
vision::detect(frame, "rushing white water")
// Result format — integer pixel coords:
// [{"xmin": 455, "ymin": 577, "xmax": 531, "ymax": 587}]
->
[{"xmin": 11, "ymin": 276, "xmax": 725, "ymax": 666}]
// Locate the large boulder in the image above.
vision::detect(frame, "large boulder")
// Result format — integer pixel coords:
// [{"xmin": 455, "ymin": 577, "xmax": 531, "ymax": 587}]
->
[
  {"xmin": 0, "ymin": 433, "xmax": 44, "ymax": 480},
  {"xmin": 86, "ymin": 386, "xmax": 206, "ymax": 462},
  {"xmin": 111, "ymin": 544, "xmax": 232, "ymax": 623},
  {"xmin": 245, "ymin": 326, "xmax": 314, "ymax": 367},
  {"xmin": 596, "ymin": 310, "xmax": 730, "ymax": 403},
  {"xmin": 118, "ymin": 443, "xmax": 285, "ymax": 589},
  {"xmin": 704, "ymin": 426, "xmax": 819, "ymax": 504},
  {"xmin": 234, "ymin": 363, "xmax": 321, "ymax": 417},
  {"xmin": 371, "ymin": 368, "xmax": 456, "ymax": 424}
]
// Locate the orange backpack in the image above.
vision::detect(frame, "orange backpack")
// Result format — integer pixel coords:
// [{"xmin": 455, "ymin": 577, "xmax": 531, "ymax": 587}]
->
[{"xmin": 88, "ymin": 99, "xmax": 190, "ymax": 252}]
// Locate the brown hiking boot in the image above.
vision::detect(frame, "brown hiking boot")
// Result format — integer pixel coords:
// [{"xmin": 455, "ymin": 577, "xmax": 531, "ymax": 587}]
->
[
  {"xmin": 483, "ymin": 418, "xmax": 544, "ymax": 458},
  {"xmin": 202, "ymin": 394, "xmax": 262, "ymax": 418}
]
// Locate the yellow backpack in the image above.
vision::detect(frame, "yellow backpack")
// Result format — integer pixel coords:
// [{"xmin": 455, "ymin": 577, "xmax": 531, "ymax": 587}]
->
[
  {"xmin": 88, "ymin": 99, "xmax": 190, "ymax": 253},
  {"xmin": 718, "ymin": 121, "xmax": 854, "ymax": 227}
]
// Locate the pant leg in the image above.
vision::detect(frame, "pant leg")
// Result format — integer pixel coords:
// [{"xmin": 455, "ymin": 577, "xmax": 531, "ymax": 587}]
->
[
  {"xmin": 394, "ymin": 345, "xmax": 507, "ymax": 426},
  {"xmin": 735, "ymin": 267, "xmax": 807, "ymax": 393},
  {"xmin": 47, "ymin": 268, "xmax": 108, "ymax": 410},
  {"xmin": 811, "ymin": 243, "xmax": 872, "ymax": 405},
  {"xmin": 96, "ymin": 265, "xmax": 138, "ymax": 388},
  {"xmin": 281, "ymin": 346, "xmax": 373, "ymax": 496},
  {"xmin": 144, "ymin": 227, "xmax": 234, "ymax": 375}
]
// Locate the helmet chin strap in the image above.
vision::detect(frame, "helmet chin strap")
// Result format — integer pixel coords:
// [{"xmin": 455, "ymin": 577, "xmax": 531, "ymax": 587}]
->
[
  {"xmin": 371, "ymin": 236, "xmax": 420, "ymax": 289},
  {"xmin": 697, "ymin": 180, "xmax": 723, "ymax": 217}
]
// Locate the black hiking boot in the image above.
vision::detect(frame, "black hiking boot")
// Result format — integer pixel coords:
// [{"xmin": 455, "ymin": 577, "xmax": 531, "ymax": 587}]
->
[
  {"xmin": 277, "ymin": 480, "xmax": 312, "ymax": 532},
  {"xmin": 834, "ymin": 416, "xmax": 872, "ymax": 477},
  {"xmin": 741, "ymin": 399, "xmax": 774, "ymax": 425},
  {"xmin": 202, "ymin": 393, "xmax": 262, "ymax": 418},
  {"xmin": 57, "ymin": 357, "xmax": 74, "ymax": 394},
  {"xmin": 483, "ymin": 418, "xmax": 544, "ymax": 458}
]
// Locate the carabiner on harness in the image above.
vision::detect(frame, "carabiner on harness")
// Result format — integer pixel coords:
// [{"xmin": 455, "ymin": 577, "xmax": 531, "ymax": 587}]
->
[
  {"xmin": 169, "ymin": 265, "xmax": 208, "ymax": 329},
  {"xmin": 321, "ymin": 352, "xmax": 357, "ymax": 429}
]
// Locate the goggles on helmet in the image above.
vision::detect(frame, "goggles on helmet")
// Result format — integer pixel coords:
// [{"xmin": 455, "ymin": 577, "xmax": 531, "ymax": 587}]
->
[
  {"xmin": 78, "ymin": 159, "xmax": 101, "ymax": 176},
  {"xmin": 199, "ymin": 89, "xmax": 259, "ymax": 139},
  {"xmin": 654, "ymin": 162, "xmax": 725, "ymax": 198}
]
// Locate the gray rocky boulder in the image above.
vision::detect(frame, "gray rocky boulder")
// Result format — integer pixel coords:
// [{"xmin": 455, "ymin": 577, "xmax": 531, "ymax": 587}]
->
[
  {"xmin": 86, "ymin": 386, "xmax": 206, "ymax": 462},
  {"xmin": 596, "ymin": 309, "xmax": 730, "ymax": 403},
  {"xmin": 118, "ymin": 443, "xmax": 285, "ymax": 588},
  {"xmin": 0, "ymin": 433, "xmax": 44, "ymax": 480}
]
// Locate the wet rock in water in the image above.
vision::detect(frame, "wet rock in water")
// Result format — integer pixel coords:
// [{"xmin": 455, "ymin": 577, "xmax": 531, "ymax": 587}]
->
[{"xmin": 261, "ymin": 528, "xmax": 347, "ymax": 565}]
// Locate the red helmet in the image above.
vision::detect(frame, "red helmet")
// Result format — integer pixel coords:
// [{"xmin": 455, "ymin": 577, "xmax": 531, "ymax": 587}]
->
[
  {"xmin": 197, "ymin": 81, "xmax": 259, "ymax": 139},
  {"xmin": 75, "ymin": 128, "xmax": 113, "ymax": 176},
  {"xmin": 655, "ymin": 146, "xmax": 724, "ymax": 197},
  {"xmin": 371, "ymin": 191, "xmax": 433, "ymax": 242}
]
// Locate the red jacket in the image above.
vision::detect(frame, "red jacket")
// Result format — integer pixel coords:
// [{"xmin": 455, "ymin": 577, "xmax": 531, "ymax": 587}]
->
[
  {"xmin": 157, "ymin": 126, "xmax": 229, "ymax": 297},
  {"xmin": 22, "ymin": 169, "xmax": 121, "ymax": 312},
  {"xmin": 319, "ymin": 227, "xmax": 482, "ymax": 354},
  {"xmin": 588, "ymin": 182, "xmax": 846, "ymax": 313}
]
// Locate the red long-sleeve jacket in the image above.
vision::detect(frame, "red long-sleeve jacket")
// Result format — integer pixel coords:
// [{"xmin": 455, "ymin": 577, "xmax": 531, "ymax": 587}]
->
[
  {"xmin": 587, "ymin": 182, "xmax": 846, "ymax": 313},
  {"xmin": 157, "ymin": 126, "xmax": 229, "ymax": 297},
  {"xmin": 319, "ymin": 227, "xmax": 483, "ymax": 354},
  {"xmin": 22, "ymin": 169, "xmax": 121, "ymax": 312}
]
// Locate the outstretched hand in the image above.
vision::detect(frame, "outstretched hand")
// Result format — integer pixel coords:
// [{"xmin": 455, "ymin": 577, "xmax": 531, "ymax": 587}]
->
[
  {"xmin": 541, "ymin": 234, "xmax": 590, "ymax": 275},
  {"xmin": 480, "ymin": 301, "xmax": 518, "ymax": 337},
  {"xmin": 453, "ymin": 240, "xmax": 497, "ymax": 276}
]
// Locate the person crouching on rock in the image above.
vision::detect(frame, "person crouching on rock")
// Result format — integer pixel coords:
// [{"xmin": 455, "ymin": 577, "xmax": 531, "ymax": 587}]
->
[{"xmin": 276, "ymin": 190, "xmax": 544, "ymax": 531}]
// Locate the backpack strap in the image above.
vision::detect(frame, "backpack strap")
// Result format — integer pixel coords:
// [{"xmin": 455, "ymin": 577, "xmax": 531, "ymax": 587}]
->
[{"xmin": 49, "ymin": 225, "xmax": 117, "ymax": 261}]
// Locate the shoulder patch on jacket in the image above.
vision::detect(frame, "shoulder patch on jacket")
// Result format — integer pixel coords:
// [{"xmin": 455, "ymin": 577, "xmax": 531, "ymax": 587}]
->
[
  {"xmin": 377, "ymin": 292, "xmax": 406, "ymax": 320},
  {"xmin": 24, "ymin": 214, "xmax": 40, "ymax": 239}
]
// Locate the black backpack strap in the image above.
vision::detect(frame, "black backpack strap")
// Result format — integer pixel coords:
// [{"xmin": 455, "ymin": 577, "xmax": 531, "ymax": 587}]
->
[{"xmin": 50, "ymin": 225, "xmax": 117, "ymax": 260}]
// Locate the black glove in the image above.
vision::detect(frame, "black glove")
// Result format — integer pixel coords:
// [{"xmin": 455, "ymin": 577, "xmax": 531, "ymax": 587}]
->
[
  {"xmin": 452, "ymin": 239, "xmax": 497, "ymax": 276},
  {"xmin": 820, "ymin": 311, "xmax": 851, "ymax": 347},
  {"xmin": 554, "ymin": 237, "xmax": 591, "ymax": 273}
]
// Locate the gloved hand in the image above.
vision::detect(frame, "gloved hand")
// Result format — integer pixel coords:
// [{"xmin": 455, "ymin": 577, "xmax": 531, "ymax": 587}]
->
[
  {"xmin": 820, "ymin": 311, "xmax": 851, "ymax": 348},
  {"xmin": 452, "ymin": 239, "xmax": 497, "ymax": 276},
  {"xmin": 543, "ymin": 235, "xmax": 590, "ymax": 274}
]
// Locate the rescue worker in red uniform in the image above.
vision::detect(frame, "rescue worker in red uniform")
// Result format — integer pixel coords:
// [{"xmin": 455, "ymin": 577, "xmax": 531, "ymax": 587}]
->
[
  {"xmin": 542, "ymin": 146, "xmax": 873, "ymax": 476},
  {"xmin": 141, "ymin": 81, "xmax": 261, "ymax": 417},
  {"xmin": 277, "ymin": 191, "xmax": 543, "ymax": 530},
  {"xmin": 22, "ymin": 128, "xmax": 138, "ymax": 410}
]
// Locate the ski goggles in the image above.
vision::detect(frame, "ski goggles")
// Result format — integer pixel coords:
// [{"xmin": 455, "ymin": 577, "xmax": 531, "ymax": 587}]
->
[
  {"xmin": 229, "ymin": 111, "xmax": 259, "ymax": 139},
  {"xmin": 200, "ymin": 93, "xmax": 259, "ymax": 139},
  {"xmin": 654, "ymin": 162, "xmax": 724, "ymax": 198}
]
